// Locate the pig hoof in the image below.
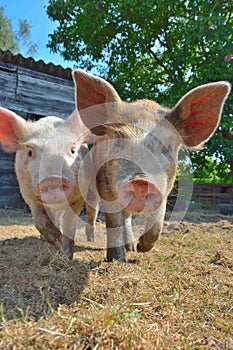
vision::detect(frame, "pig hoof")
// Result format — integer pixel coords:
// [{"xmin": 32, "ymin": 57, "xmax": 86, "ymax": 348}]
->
[
  {"xmin": 106, "ymin": 257, "xmax": 126, "ymax": 263},
  {"xmin": 107, "ymin": 246, "xmax": 126, "ymax": 262},
  {"xmin": 67, "ymin": 253, "xmax": 73, "ymax": 260},
  {"xmin": 60, "ymin": 248, "xmax": 73, "ymax": 260},
  {"xmin": 125, "ymin": 242, "xmax": 136, "ymax": 252},
  {"xmin": 85, "ymin": 227, "xmax": 95, "ymax": 242},
  {"xmin": 137, "ymin": 241, "xmax": 153, "ymax": 253},
  {"xmin": 86, "ymin": 234, "xmax": 95, "ymax": 242},
  {"xmin": 63, "ymin": 249, "xmax": 73, "ymax": 260}
]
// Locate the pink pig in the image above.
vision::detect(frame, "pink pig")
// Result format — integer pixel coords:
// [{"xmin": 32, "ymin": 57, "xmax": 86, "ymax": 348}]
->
[{"xmin": 0, "ymin": 108, "xmax": 99, "ymax": 259}]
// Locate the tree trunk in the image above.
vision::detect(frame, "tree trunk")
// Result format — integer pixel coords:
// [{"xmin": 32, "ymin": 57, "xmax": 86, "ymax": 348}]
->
[
  {"xmin": 230, "ymin": 160, "xmax": 233, "ymax": 181},
  {"xmin": 221, "ymin": 129, "xmax": 233, "ymax": 181}
]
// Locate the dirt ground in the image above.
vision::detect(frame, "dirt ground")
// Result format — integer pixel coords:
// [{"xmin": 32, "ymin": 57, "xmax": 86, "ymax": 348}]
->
[{"xmin": 0, "ymin": 208, "xmax": 232, "ymax": 349}]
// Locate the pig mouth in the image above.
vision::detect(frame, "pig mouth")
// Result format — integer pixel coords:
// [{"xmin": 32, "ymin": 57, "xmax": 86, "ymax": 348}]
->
[
  {"xmin": 35, "ymin": 176, "xmax": 73, "ymax": 204},
  {"xmin": 118, "ymin": 179, "xmax": 163, "ymax": 214}
]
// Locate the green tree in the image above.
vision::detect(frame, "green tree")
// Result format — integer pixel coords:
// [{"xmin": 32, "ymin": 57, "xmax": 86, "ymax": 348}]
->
[
  {"xmin": 47, "ymin": 0, "xmax": 233, "ymax": 182},
  {"xmin": 0, "ymin": 7, "xmax": 18, "ymax": 53},
  {"xmin": 0, "ymin": 6, "xmax": 37, "ymax": 56}
]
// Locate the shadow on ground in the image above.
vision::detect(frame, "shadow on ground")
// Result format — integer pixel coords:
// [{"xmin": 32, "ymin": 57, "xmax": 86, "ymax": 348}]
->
[{"xmin": 0, "ymin": 236, "xmax": 101, "ymax": 321}]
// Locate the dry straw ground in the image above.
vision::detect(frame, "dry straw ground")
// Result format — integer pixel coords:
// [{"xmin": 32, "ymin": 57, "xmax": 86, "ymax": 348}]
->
[{"xmin": 0, "ymin": 208, "xmax": 232, "ymax": 349}]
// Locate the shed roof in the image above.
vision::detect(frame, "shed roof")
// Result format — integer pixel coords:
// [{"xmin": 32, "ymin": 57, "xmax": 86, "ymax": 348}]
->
[{"xmin": 0, "ymin": 50, "xmax": 73, "ymax": 81}]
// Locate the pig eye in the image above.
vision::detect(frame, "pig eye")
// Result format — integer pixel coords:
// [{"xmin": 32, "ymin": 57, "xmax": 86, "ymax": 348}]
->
[
  {"xmin": 68, "ymin": 145, "xmax": 78, "ymax": 157},
  {"xmin": 26, "ymin": 147, "xmax": 34, "ymax": 158}
]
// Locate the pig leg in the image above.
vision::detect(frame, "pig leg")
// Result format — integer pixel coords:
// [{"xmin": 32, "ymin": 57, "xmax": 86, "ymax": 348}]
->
[
  {"xmin": 61, "ymin": 202, "xmax": 84, "ymax": 259},
  {"xmin": 137, "ymin": 209, "xmax": 165, "ymax": 252},
  {"xmin": 96, "ymin": 172, "xmax": 126, "ymax": 261},
  {"xmin": 85, "ymin": 202, "xmax": 99, "ymax": 242},
  {"xmin": 61, "ymin": 215, "xmax": 76, "ymax": 260},
  {"xmin": 36, "ymin": 218, "xmax": 62, "ymax": 246},
  {"xmin": 105, "ymin": 212, "xmax": 126, "ymax": 262},
  {"xmin": 61, "ymin": 234, "xmax": 75, "ymax": 260},
  {"xmin": 123, "ymin": 212, "xmax": 135, "ymax": 251},
  {"xmin": 30, "ymin": 203, "xmax": 62, "ymax": 246},
  {"xmin": 85, "ymin": 187, "xmax": 100, "ymax": 241}
]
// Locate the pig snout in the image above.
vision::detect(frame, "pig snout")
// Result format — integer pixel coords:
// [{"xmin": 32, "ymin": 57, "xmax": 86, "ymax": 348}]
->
[
  {"xmin": 118, "ymin": 178, "xmax": 163, "ymax": 213},
  {"xmin": 35, "ymin": 176, "xmax": 73, "ymax": 204}
]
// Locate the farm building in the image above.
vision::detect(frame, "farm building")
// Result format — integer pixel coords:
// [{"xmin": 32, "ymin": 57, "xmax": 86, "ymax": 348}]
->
[{"xmin": 0, "ymin": 50, "xmax": 75, "ymax": 208}]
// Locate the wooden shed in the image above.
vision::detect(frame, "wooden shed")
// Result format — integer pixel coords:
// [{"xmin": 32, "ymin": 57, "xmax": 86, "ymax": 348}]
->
[{"xmin": 0, "ymin": 50, "xmax": 76, "ymax": 208}]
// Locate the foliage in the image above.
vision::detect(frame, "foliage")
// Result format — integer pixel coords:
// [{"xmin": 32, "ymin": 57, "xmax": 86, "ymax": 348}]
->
[
  {"xmin": 191, "ymin": 155, "xmax": 232, "ymax": 183},
  {"xmin": 0, "ymin": 7, "xmax": 37, "ymax": 56},
  {"xmin": 0, "ymin": 7, "xmax": 18, "ymax": 53},
  {"xmin": 47, "ymin": 0, "xmax": 233, "ymax": 182}
]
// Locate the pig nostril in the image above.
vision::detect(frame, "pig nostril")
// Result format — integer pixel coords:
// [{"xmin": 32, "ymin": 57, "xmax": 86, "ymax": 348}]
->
[
  {"xmin": 125, "ymin": 191, "xmax": 134, "ymax": 201},
  {"xmin": 40, "ymin": 181, "xmax": 70, "ymax": 193},
  {"xmin": 146, "ymin": 193, "xmax": 155, "ymax": 202},
  {"xmin": 146, "ymin": 193, "xmax": 162, "ymax": 208},
  {"xmin": 51, "ymin": 184, "xmax": 59, "ymax": 190},
  {"xmin": 121, "ymin": 190, "xmax": 134, "ymax": 205},
  {"xmin": 41, "ymin": 187, "xmax": 48, "ymax": 193}
]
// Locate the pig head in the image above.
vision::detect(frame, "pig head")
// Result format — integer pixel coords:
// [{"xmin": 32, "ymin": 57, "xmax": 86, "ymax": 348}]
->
[
  {"xmin": 0, "ymin": 108, "xmax": 99, "ymax": 259},
  {"xmin": 73, "ymin": 69, "xmax": 231, "ymax": 262}
]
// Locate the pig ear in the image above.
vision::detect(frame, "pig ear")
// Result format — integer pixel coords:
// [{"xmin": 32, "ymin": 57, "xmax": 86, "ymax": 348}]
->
[
  {"xmin": 0, "ymin": 107, "xmax": 27, "ymax": 152},
  {"xmin": 167, "ymin": 82, "xmax": 231, "ymax": 147},
  {"xmin": 72, "ymin": 69, "xmax": 121, "ymax": 135}
]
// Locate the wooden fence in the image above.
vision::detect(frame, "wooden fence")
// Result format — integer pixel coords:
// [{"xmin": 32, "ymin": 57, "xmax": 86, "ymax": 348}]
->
[
  {"xmin": 168, "ymin": 182, "xmax": 233, "ymax": 209},
  {"xmin": 192, "ymin": 183, "xmax": 233, "ymax": 207}
]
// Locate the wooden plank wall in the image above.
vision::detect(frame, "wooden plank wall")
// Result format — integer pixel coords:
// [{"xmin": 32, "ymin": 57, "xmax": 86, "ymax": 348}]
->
[
  {"xmin": 0, "ymin": 61, "xmax": 75, "ymax": 208},
  {"xmin": 0, "ymin": 151, "xmax": 24, "ymax": 208},
  {"xmin": 0, "ymin": 62, "xmax": 75, "ymax": 117}
]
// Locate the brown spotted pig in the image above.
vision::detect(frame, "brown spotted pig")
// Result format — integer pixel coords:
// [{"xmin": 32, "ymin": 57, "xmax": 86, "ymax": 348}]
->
[{"xmin": 73, "ymin": 69, "xmax": 231, "ymax": 262}]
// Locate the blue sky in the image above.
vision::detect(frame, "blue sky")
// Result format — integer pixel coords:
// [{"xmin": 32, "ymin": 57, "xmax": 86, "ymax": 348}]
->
[{"xmin": 1, "ymin": 0, "xmax": 75, "ymax": 69}]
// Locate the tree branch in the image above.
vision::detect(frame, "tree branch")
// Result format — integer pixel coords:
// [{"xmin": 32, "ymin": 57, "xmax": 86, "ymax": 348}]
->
[
  {"xmin": 221, "ymin": 128, "xmax": 233, "ymax": 140},
  {"xmin": 148, "ymin": 48, "xmax": 170, "ymax": 73},
  {"xmin": 157, "ymin": 35, "xmax": 170, "ymax": 50}
]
